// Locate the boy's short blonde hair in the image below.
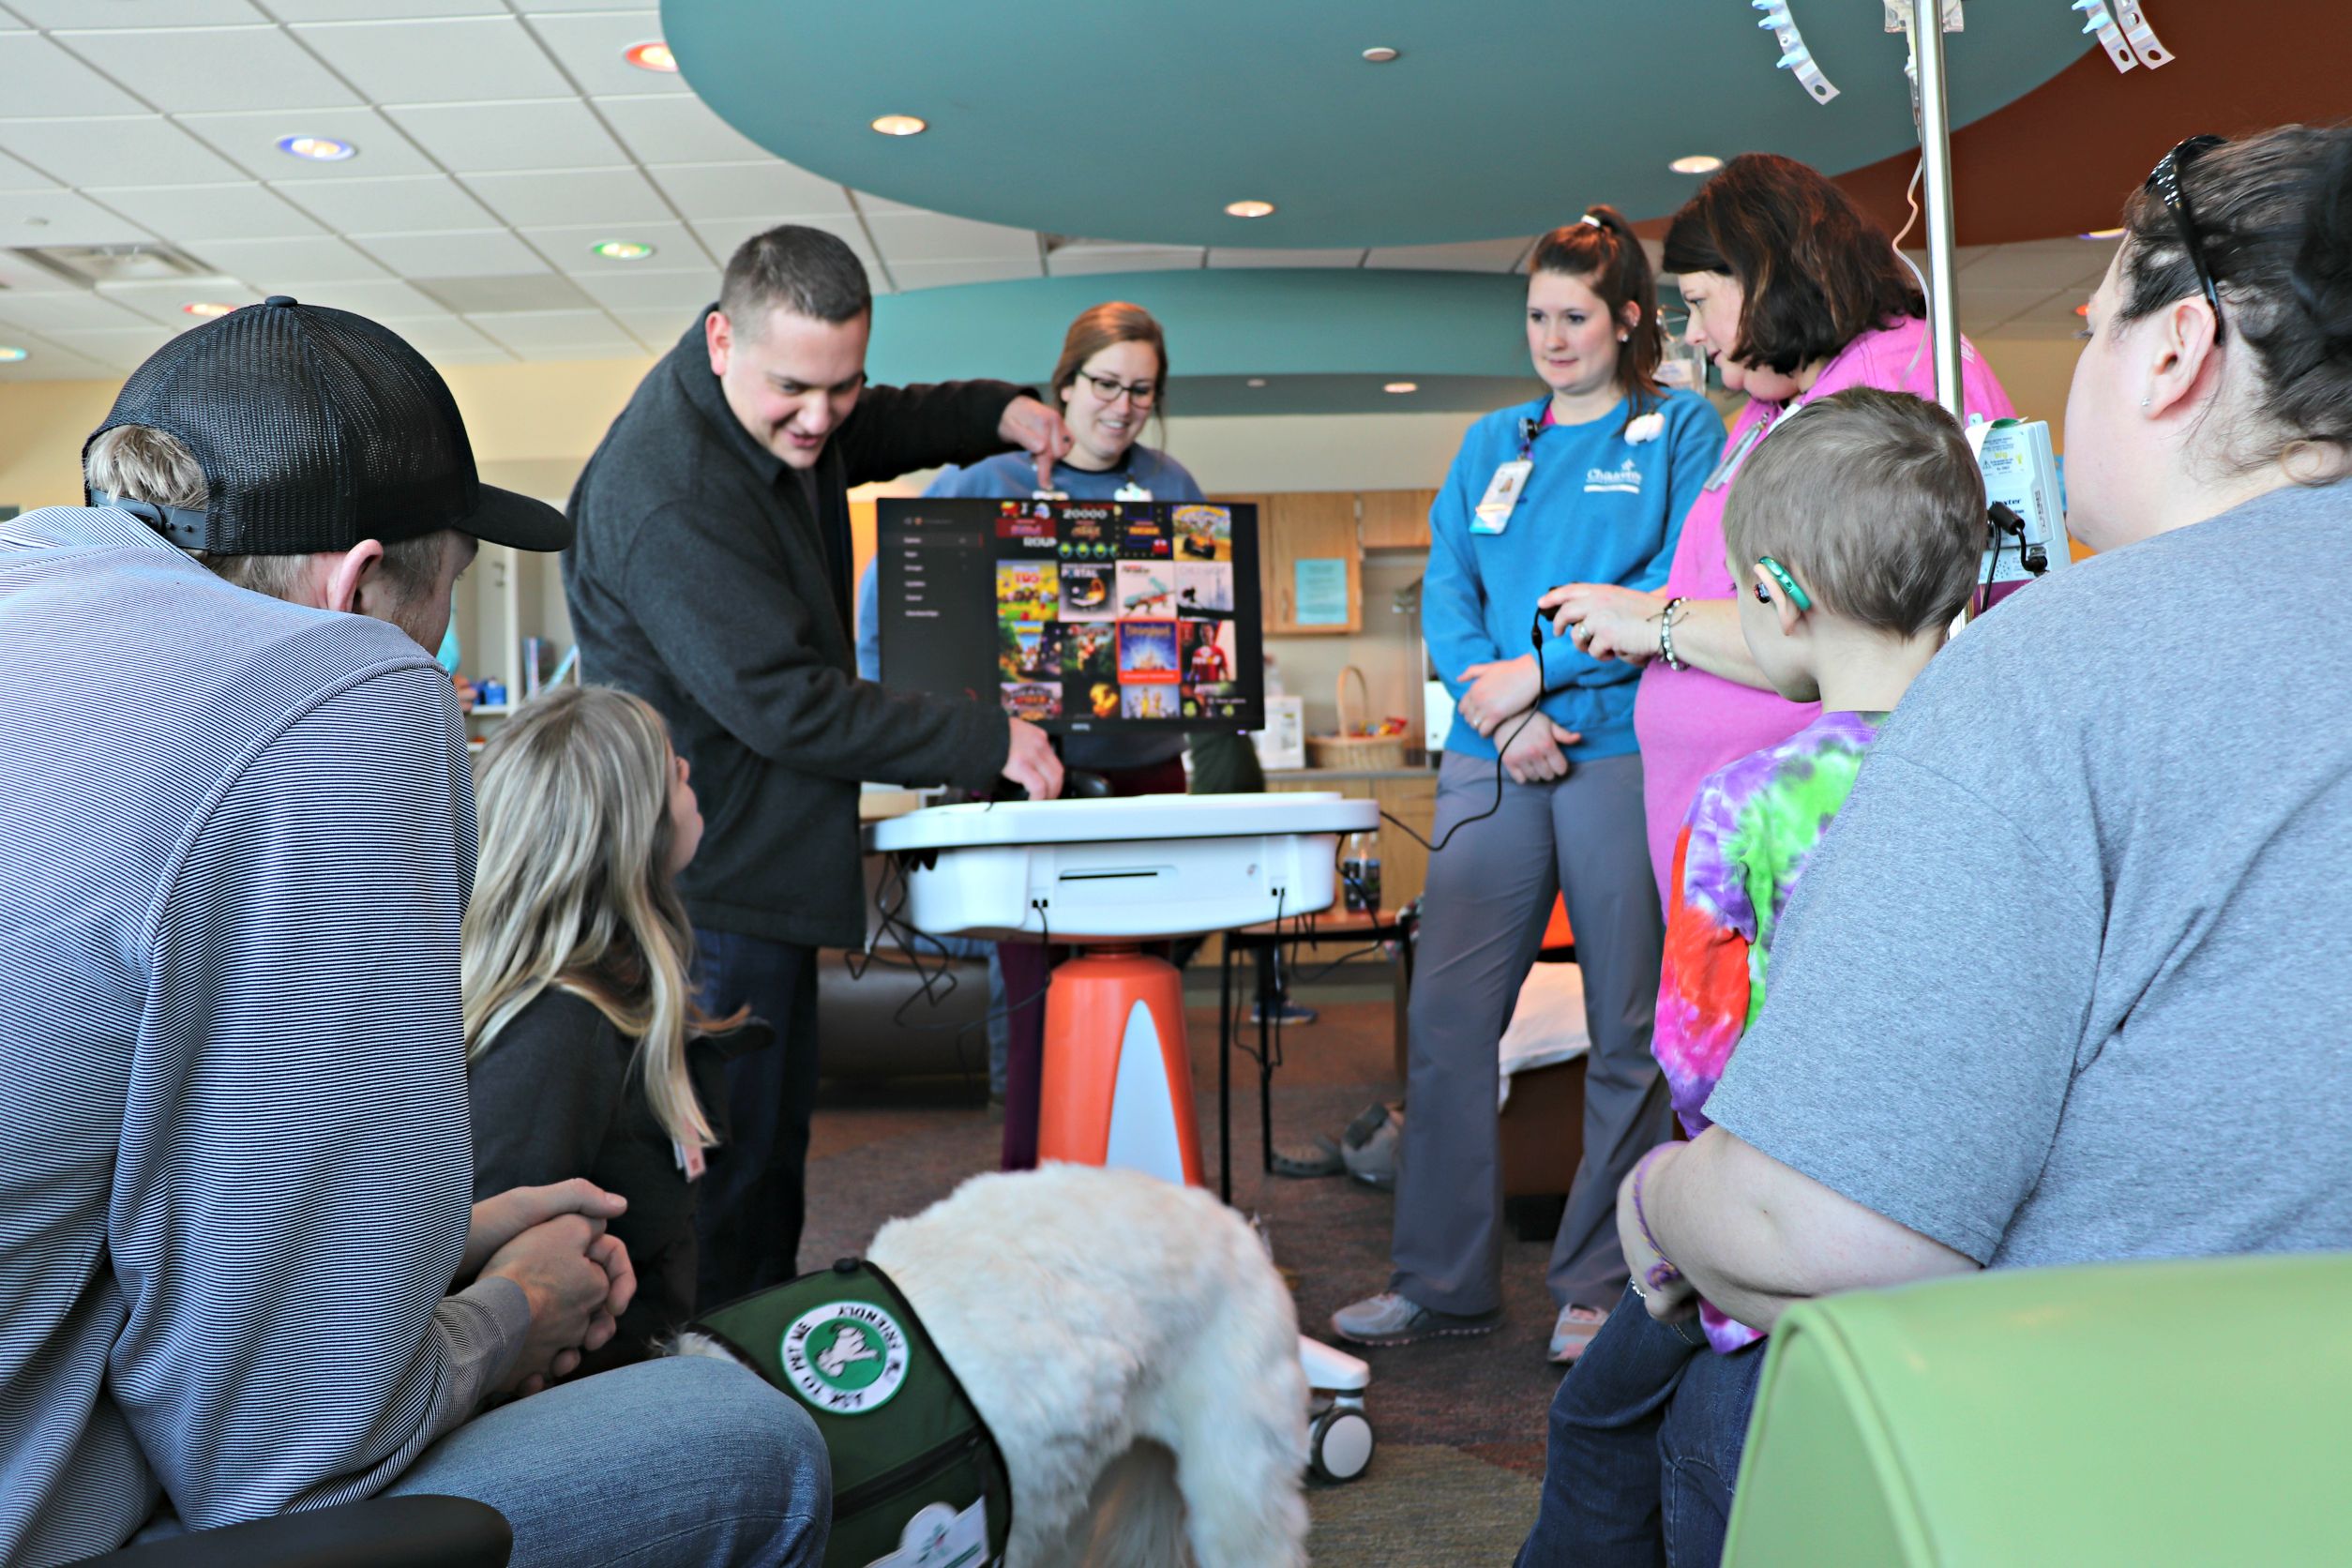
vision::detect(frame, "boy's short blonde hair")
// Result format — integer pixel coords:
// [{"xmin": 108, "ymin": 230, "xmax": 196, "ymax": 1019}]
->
[{"xmin": 1724, "ymin": 387, "xmax": 1986, "ymax": 637}]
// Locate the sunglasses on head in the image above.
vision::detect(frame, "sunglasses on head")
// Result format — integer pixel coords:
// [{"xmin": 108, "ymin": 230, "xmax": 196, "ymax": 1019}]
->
[{"xmin": 2144, "ymin": 134, "xmax": 2227, "ymax": 342}]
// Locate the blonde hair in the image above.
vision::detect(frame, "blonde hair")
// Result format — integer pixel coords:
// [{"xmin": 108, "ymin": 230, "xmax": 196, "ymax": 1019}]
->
[
  {"xmin": 83, "ymin": 422, "xmax": 452, "ymax": 604},
  {"xmin": 464, "ymin": 685, "xmax": 735, "ymax": 1153}
]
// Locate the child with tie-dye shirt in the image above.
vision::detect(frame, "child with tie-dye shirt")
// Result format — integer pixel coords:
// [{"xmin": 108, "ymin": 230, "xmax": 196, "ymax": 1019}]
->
[{"xmin": 1523, "ymin": 388, "xmax": 1997, "ymax": 1564}]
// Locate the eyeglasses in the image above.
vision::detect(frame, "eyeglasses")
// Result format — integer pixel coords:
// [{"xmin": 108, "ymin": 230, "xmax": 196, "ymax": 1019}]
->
[
  {"xmin": 1077, "ymin": 370, "xmax": 1156, "ymax": 408},
  {"xmin": 2144, "ymin": 134, "xmax": 2227, "ymax": 342}
]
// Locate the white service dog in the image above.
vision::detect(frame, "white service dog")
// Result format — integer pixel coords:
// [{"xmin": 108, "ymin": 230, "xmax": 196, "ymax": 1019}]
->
[{"xmin": 685, "ymin": 1163, "xmax": 1309, "ymax": 1567}]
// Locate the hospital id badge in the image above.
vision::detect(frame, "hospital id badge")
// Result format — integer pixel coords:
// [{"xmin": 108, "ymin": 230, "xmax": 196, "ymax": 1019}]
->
[{"xmin": 1471, "ymin": 460, "xmax": 1532, "ymax": 535}]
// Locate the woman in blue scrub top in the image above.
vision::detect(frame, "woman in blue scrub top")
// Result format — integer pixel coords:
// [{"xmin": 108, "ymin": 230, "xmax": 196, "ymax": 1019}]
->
[
  {"xmin": 857, "ymin": 301, "xmax": 1206, "ymax": 1168},
  {"xmin": 1330, "ymin": 207, "xmax": 1726, "ymax": 1364}
]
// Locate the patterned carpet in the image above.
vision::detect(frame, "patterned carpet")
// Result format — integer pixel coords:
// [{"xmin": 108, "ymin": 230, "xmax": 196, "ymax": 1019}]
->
[{"xmin": 802, "ymin": 988, "xmax": 1561, "ymax": 1564}]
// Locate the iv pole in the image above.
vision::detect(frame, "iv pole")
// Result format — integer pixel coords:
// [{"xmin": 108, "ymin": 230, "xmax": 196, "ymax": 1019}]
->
[{"xmin": 1908, "ymin": 4, "xmax": 1966, "ymax": 419}]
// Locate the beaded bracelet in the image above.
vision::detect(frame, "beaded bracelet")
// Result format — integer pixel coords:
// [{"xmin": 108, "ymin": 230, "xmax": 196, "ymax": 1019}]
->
[
  {"xmin": 1631, "ymin": 1144, "xmax": 1684, "ymax": 1290},
  {"xmin": 1656, "ymin": 596, "xmax": 1688, "ymax": 672}
]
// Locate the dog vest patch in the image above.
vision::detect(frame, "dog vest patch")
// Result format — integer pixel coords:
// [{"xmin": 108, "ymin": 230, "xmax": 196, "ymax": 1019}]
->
[{"xmin": 784, "ymin": 1301, "xmax": 912, "ymax": 1414}]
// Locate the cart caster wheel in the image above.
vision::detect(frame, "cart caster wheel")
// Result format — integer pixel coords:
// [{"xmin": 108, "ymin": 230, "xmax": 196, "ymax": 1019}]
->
[{"xmin": 1309, "ymin": 1407, "xmax": 1375, "ymax": 1483}]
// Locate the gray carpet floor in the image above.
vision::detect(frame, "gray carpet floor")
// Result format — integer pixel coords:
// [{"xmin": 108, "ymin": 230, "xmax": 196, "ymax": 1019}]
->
[{"xmin": 802, "ymin": 987, "xmax": 1564, "ymax": 1564}]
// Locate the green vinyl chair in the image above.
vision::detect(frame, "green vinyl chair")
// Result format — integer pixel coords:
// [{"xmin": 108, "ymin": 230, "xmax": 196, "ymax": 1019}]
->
[{"xmin": 1720, "ymin": 1252, "xmax": 2352, "ymax": 1567}]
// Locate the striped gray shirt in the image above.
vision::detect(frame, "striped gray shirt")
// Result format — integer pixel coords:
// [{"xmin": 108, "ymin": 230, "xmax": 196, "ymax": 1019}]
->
[{"xmin": 0, "ymin": 507, "xmax": 527, "ymax": 1564}]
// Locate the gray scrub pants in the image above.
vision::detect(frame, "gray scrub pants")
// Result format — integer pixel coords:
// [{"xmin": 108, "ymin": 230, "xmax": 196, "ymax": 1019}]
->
[{"xmin": 1390, "ymin": 748, "xmax": 1672, "ymax": 1317}]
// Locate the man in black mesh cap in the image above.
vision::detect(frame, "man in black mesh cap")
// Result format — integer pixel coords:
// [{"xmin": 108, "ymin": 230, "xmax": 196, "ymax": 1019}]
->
[{"xmin": 0, "ymin": 298, "xmax": 827, "ymax": 1566}]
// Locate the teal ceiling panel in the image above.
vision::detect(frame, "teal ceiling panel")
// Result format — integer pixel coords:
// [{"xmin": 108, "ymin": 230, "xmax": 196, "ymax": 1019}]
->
[{"xmin": 666, "ymin": 0, "xmax": 2091, "ymax": 249}]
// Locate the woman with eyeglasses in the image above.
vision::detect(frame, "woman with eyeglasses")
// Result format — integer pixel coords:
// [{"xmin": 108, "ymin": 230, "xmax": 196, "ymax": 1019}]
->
[
  {"xmin": 1519, "ymin": 124, "xmax": 2352, "ymax": 1567},
  {"xmin": 1541, "ymin": 154, "xmax": 2014, "ymax": 907},
  {"xmin": 855, "ymin": 302, "xmax": 1206, "ymax": 1167}
]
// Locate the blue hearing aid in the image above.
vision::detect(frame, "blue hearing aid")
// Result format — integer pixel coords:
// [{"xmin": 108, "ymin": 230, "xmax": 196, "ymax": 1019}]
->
[{"xmin": 1756, "ymin": 556, "xmax": 1813, "ymax": 611}]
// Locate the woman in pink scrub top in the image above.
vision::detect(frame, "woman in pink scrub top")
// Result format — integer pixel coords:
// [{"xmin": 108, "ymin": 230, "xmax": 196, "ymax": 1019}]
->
[{"xmin": 1541, "ymin": 154, "xmax": 2015, "ymax": 900}]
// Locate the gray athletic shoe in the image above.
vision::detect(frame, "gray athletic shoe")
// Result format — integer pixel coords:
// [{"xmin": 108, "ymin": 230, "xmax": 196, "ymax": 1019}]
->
[{"xmin": 1331, "ymin": 1290, "xmax": 1501, "ymax": 1346}]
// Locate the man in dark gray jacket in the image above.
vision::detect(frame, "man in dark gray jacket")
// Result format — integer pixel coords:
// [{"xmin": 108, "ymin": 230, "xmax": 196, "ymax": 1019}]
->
[{"xmin": 566, "ymin": 225, "xmax": 1066, "ymax": 1303}]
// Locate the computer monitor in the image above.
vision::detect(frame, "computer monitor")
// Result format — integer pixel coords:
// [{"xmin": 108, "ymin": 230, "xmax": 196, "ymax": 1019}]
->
[{"xmin": 875, "ymin": 497, "xmax": 1264, "ymax": 734}]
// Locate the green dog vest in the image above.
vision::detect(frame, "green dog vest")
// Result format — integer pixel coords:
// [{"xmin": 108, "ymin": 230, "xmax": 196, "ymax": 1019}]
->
[{"xmin": 691, "ymin": 1258, "xmax": 1013, "ymax": 1568}]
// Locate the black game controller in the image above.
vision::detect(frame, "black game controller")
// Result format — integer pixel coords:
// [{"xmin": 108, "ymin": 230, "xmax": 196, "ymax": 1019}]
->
[{"xmin": 988, "ymin": 768, "xmax": 1114, "ymax": 803}]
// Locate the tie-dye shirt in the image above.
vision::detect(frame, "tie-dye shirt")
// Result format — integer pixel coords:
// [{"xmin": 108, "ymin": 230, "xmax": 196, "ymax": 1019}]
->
[{"xmin": 1655, "ymin": 709, "xmax": 1885, "ymax": 1351}]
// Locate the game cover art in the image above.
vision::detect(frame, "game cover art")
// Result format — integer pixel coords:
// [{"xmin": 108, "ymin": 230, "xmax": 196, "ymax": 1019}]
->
[
  {"xmin": 1172, "ymin": 504, "xmax": 1231, "ymax": 562},
  {"xmin": 1116, "ymin": 620, "xmax": 1180, "ymax": 684},
  {"xmin": 995, "ymin": 559, "xmax": 1059, "ymax": 621}
]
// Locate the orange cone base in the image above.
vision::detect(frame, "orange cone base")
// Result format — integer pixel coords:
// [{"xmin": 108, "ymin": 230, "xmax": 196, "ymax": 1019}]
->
[{"xmin": 1035, "ymin": 947, "xmax": 1204, "ymax": 1187}]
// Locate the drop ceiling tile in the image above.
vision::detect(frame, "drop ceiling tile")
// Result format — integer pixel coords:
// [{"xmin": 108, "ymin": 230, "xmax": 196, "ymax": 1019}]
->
[
  {"xmin": 276, "ymin": 174, "xmax": 497, "ymax": 234},
  {"xmin": 1364, "ymin": 238, "xmax": 1532, "ymax": 272},
  {"xmin": 0, "ymin": 252, "xmax": 88, "ymax": 294},
  {"xmin": 0, "ymin": 35, "xmax": 149, "ymax": 116},
  {"xmin": 1954, "ymin": 285, "xmax": 2069, "ymax": 332},
  {"xmin": 461, "ymin": 166, "xmax": 669, "ymax": 228},
  {"xmin": 610, "ymin": 306, "xmax": 695, "ymax": 345},
  {"xmin": 178, "ymin": 107, "xmax": 439, "ymax": 181},
  {"xmin": 376, "ymin": 312, "xmax": 503, "ymax": 355},
  {"xmin": 294, "ymin": 17, "xmax": 573, "ymax": 105},
  {"xmin": 0, "ymin": 147, "xmax": 62, "ymax": 193},
  {"xmin": 267, "ymin": 0, "xmax": 508, "ymax": 20},
  {"xmin": 646, "ymin": 161, "xmax": 847, "ymax": 220},
  {"xmin": 524, "ymin": 11, "xmax": 686, "ymax": 98},
  {"xmin": 466, "ymin": 308, "xmax": 634, "ymax": 353},
  {"xmin": 42, "ymin": 324, "xmax": 183, "ymax": 369},
  {"xmin": 594, "ymin": 94, "xmax": 768, "ymax": 164},
  {"xmin": 851, "ymin": 191, "xmax": 919, "ymax": 215},
  {"xmin": 97, "ymin": 277, "xmax": 264, "ymax": 324},
  {"xmin": 0, "ymin": 344, "xmax": 122, "ymax": 382},
  {"xmin": 387, "ymin": 99, "xmax": 627, "ymax": 173},
  {"xmin": 55, "ymin": 26, "xmax": 360, "ymax": 113},
  {"xmin": 288, "ymin": 278, "xmax": 442, "ymax": 316},
  {"xmin": 690, "ymin": 216, "xmax": 872, "ymax": 274},
  {"xmin": 411, "ymin": 272, "xmax": 591, "ymax": 312},
  {"xmin": 887, "ymin": 257, "xmax": 1044, "ymax": 291},
  {"xmin": 0, "ymin": 118, "xmax": 249, "ymax": 188},
  {"xmin": 512, "ymin": 0, "xmax": 650, "ymax": 10},
  {"xmin": 571, "ymin": 266, "xmax": 716, "ymax": 312},
  {"xmin": 863, "ymin": 211, "xmax": 1036, "ymax": 264},
  {"xmin": 9, "ymin": 0, "xmax": 263, "ymax": 23},
  {"xmin": 1207, "ymin": 249, "xmax": 1369, "ymax": 268},
  {"xmin": 0, "ymin": 291, "xmax": 165, "ymax": 333},
  {"xmin": 1956, "ymin": 240, "xmax": 2115, "ymax": 292},
  {"xmin": 2, "ymin": 189, "xmax": 162, "ymax": 247},
  {"xmin": 516, "ymin": 219, "xmax": 701, "ymax": 274},
  {"xmin": 188, "ymin": 234, "xmax": 389, "ymax": 285},
  {"xmin": 350, "ymin": 229, "xmax": 550, "ymax": 277},
  {"xmin": 84, "ymin": 182, "xmax": 323, "ymax": 243},
  {"xmin": 1046, "ymin": 245, "xmax": 1203, "ymax": 277}
]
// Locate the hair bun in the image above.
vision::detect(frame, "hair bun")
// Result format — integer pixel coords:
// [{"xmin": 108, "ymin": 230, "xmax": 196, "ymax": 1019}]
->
[
  {"xmin": 1583, "ymin": 204, "xmax": 1636, "ymax": 241},
  {"xmin": 2291, "ymin": 129, "xmax": 2352, "ymax": 354}
]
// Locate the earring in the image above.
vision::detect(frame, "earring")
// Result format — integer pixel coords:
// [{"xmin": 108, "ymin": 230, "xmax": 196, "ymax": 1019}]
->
[
  {"xmin": 2140, "ymin": 396, "xmax": 2151, "ymax": 409},
  {"xmin": 1618, "ymin": 332, "xmax": 1630, "ymax": 342}
]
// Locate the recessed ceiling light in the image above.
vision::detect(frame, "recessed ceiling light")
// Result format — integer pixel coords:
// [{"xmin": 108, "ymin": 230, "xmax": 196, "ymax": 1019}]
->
[
  {"xmin": 1670, "ymin": 154, "xmax": 1723, "ymax": 174},
  {"xmin": 1246, "ymin": 377, "xmax": 1268, "ymax": 387},
  {"xmin": 2078, "ymin": 227, "xmax": 2125, "ymax": 240},
  {"xmin": 870, "ymin": 114, "xmax": 927, "ymax": 137},
  {"xmin": 277, "ymin": 134, "xmax": 354, "ymax": 162},
  {"xmin": 1383, "ymin": 381, "xmax": 1419, "ymax": 394},
  {"xmin": 1225, "ymin": 199, "xmax": 1275, "ymax": 219},
  {"xmin": 0, "ymin": 346, "xmax": 26, "ymax": 362},
  {"xmin": 1363, "ymin": 46, "xmax": 1400, "ymax": 62},
  {"xmin": 623, "ymin": 40, "xmax": 677, "ymax": 73},
  {"xmin": 182, "ymin": 302, "xmax": 235, "ymax": 318},
  {"xmin": 590, "ymin": 239, "xmax": 656, "ymax": 262}
]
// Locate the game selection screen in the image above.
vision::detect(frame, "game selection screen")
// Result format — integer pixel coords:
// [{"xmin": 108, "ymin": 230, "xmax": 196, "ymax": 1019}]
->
[{"xmin": 876, "ymin": 499, "xmax": 1263, "ymax": 734}]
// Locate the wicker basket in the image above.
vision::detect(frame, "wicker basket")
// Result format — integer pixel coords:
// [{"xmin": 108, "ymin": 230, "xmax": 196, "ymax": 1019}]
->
[{"xmin": 1306, "ymin": 665, "xmax": 1409, "ymax": 771}]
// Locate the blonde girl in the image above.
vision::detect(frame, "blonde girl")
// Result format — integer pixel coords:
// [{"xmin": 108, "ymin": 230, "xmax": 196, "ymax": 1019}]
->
[{"xmin": 465, "ymin": 684, "xmax": 751, "ymax": 1364}]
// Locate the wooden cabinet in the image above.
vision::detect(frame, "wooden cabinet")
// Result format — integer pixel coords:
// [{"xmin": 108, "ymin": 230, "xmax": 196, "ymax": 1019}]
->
[
  {"xmin": 1255, "ymin": 491, "xmax": 1363, "ymax": 634},
  {"xmin": 1359, "ymin": 488, "xmax": 1438, "ymax": 552}
]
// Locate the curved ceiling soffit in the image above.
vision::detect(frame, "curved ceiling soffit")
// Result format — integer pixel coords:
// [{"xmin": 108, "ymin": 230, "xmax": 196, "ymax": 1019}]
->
[{"xmin": 664, "ymin": 0, "xmax": 2091, "ymax": 249}]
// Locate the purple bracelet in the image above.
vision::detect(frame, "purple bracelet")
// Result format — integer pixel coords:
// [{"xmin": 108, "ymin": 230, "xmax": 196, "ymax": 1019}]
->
[{"xmin": 1631, "ymin": 1145, "xmax": 1684, "ymax": 1290}]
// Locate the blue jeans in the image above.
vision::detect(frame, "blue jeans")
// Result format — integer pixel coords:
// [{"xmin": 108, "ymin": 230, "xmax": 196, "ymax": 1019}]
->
[
  {"xmin": 386, "ymin": 1356, "xmax": 830, "ymax": 1567},
  {"xmin": 1518, "ymin": 1285, "xmax": 1766, "ymax": 1568},
  {"xmin": 694, "ymin": 930, "xmax": 820, "ymax": 1304}
]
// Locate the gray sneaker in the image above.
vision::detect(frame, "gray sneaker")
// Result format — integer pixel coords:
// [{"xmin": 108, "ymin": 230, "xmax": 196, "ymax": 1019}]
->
[{"xmin": 1331, "ymin": 1290, "xmax": 1501, "ymax": 1346}]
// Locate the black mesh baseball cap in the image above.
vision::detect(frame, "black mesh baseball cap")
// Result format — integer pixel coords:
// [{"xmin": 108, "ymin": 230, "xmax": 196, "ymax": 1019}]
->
[{"xmin": 85, "ymin": 295, "xmax": 571, "ymax": 555}]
